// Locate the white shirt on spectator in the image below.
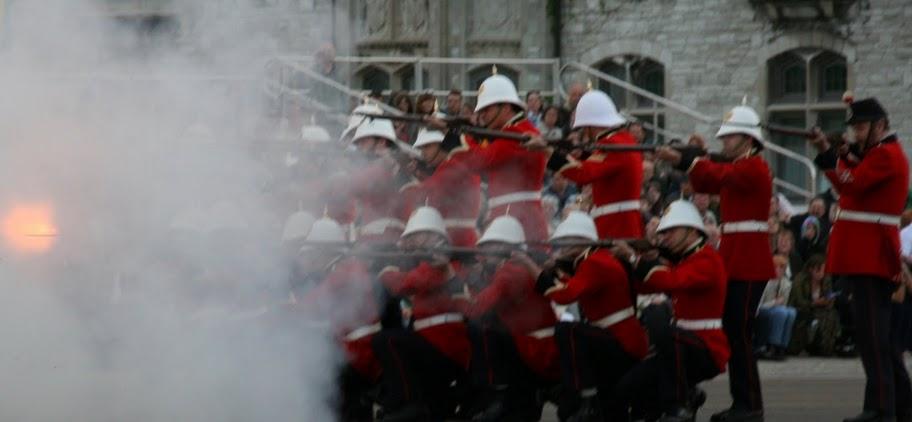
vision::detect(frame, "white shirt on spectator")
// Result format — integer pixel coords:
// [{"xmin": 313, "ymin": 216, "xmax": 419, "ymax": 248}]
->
[{"xmin": 901, "ymin": 224, "xmax": 912, "ymax": 258}]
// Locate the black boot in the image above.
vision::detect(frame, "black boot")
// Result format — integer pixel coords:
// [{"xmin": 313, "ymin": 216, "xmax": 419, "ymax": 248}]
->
[
  {"xmin": 379, "ymin": 403, "xmax": 431, "ymax": 422},
  {"xmin": 567, "ymin": 395, "xmax": 603, "ymax": 422},
  {"xmin": 724, "ymin": 409, "xmax": 764, "ymax": 422},
  {"xmin": 843, "ymin": 411, "xmax": 895, "ymax": 422},
  {"xmin": 659, "ymin": 407, "xmax": 695, "ymax": 422},
  {"xmin": 710, "ymin": 408, "xmax": 731, "ymax": 422},
  {"xmin": 471, "ymin": 391, "xmax": 508, "ymax": 422}
]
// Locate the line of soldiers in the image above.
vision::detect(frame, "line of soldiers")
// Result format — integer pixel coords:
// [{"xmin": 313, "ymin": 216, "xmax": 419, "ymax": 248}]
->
[{"xmin": 280, "ymin": 72, "xmax": 910, "ymax": 422}]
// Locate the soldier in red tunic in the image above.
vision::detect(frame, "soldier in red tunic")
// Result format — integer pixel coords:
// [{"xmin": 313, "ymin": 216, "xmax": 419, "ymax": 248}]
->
[
  {"xmin": 536, "ymin": 211, "xmax": 649, "ymax": 421},
  {"xmin": 545, "ymin": 90, "xmax": 643, "ymax": 239},
  {"xmin": 408, "ymin": 128, "xmax": 482, "ymax": 248},
  {"xmin": 655, "ymin": 105, "xmax": 775, "ymax": 422},
  {"xmin": 464, "ymin": 214, "xmax": 559, "ymax": 421},
  {"xmin": 614, "ymin": 200, "xmax": 730, "ymax": 422},
  {"xmin": 372, "ymin": 206, "xmax": 472, "ymax": 421},
  {"xmin": 456, "ymin": 73, "xmax": 550, "ymax": 244},
  {"xmin": 809, "ymin": 97, "xmax": 912, "ymax": 422}
]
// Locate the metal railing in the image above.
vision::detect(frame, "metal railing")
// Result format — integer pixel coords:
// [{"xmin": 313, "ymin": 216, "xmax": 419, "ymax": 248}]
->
[{"xmin": 560, "ymin": 61, "xmax": 818, "ymax": 201}]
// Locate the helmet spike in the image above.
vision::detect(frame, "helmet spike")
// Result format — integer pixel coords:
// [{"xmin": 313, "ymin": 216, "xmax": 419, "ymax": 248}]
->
[
  {"xmin": 586, "ymin": 79, "xmax": 593, "ymax": 91},
  {"xmin": 741, "ymin": 95, "xmax": 748, "ymax": 106},
  {"xmin": 492, "ymin": 64, "xmax": 498, "ymax": 75}
]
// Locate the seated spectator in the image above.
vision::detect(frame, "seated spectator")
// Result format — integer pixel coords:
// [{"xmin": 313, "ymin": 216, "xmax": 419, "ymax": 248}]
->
[
  {"xmin": 787, "ymin": 196, "xmax": 830, "ymax": 242},
  {"xmin": 755, "ymin": 255, "xmax": 797, "ymax": 360},
  {"xmin": 525, "ymin": 90, "xmax": 543, "ymax": 126},
  {"xmin": 390, "ymin": 91, "xmax": 417, "ymax": 142},
  {"xmin": 443, "ymin": 89, "xmax": 463, "ymax": 117},
  {"xmin": 703, "ymin": 212, "xmax": 721, "ymax": 249},
  {"xmin": 538, "ymin": 105, "xmax": 564, "ymax": 141},
  {"xmin": 797, "ymin": 216, "xmax": 827, "ymax": 262},
  {"xmin": 642, "ymin": 180, "xmax": 666, "ymax": 220},
  {"xmin": 788, "ymin": 255, "xmax": 840, "ymax": 356},
  {"xmin": 541, "ymin": 194, "xmax": 561, "ymax": 233},
  {"xmin": 543, "ymin": 173, "xmax": 578, "ymax": 212},
  {"xmin": 415, "ymin": 92, "xmax": 436, "ymax": 115},
  {"xmin": 644, "ymin": 216, "xmax": 661, "ymax": 246},
  {"xmin": 773, "ymin": 229, "xmax": 803, "ymax": 281}
]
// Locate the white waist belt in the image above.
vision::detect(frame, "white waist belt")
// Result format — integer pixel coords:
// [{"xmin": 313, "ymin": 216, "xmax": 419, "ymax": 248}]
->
[
  {"xmin": 837, "ymin": 209, "xmax": 901, "ymax": 226},
  {"xmin": 676, "ymin": 318, "xmax": 722, "ymax": 330},
  {"xmin": 721, "ymin": 220, "xmax": 769, "ymax": 234},
  {"xmin": 527, "ymin": 327, "xmax": 556, "ymax": 339},
  {"xmin": 591, "ymin": 307, "xmax": 635, "ymax": 329},
  {"xmin": 590, "ymin": 200, "xmax": 641, "ymax": 218},
  {"xmin": 344, "ymin": 323, "xmax": 381, "ymax": 341},
  {"xmin": 360, "ymin": 218, "xmax": 406, "ymax": 235},
  {"xmin": 413, "ymin": 313, "xmax": 464, "ymax": 331},
  {"xmin": 488, "ymin": 191, "xmax": 541, "ymax": 208},
  {"xmin": 444, "ymin": 218, "xmax": 478, "ymax": 229}
]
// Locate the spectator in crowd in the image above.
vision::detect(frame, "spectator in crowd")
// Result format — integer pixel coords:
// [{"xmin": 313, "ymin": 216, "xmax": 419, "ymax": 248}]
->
[
  {"xmin": 628, "ymin": 121, "xmax": 646, "ymax": 143},
  {"xmin": 704, "ymin": 211, "xmax": 722, "ymax": 249},
  {"xmin": 415, "ymin": 92, "xmax": 436, "ymax": 115},
  {"xmin": 541, "ymin": 194, "xmax": 561, "ymax": 232},
  {"xmin": 368, "ymin": 89, "xmax": 384, "ymax": 102},
  {"xmin": 390, "ymin": 91, "xmax": 417, "ymax": 142},
  {"xmin": 789, "ymin": 255, "xmax": 840, "ymax": 356},
  {"xmin": 525, "ymin": 90, "xmax": 543, "ymax": 126},
  {"xmin": 543, "ymin": 173, "xmax": 578, "ymax": 213},
  {"xmin": 561, "ymin": 82, "xmax": 586, "ymax": 132},
  {"xmin": 755, "ymin": 255, "xmax": 797, "ymax": 360},
  {"xmin": 894, "ymin": 209, "xmax": 912, "ymax": 353},
  {"xmin": 443, "ymin": 89, "xmax": 462, "ymax": 116},
  {"xmin": 642, "ymin": 159, "xmax": 655, "ymax": 184},
  {"xmin": 797, "ymin": 216, "xmax": 827, "ymax": 262},
  {"xmin": 460, "ymin": 102, "xmax": 476, "ymax": 123},
  {"xmin": 308, "ymin": 42, "xmax": 345, "ymax": 111},
  {"xmin": 644, "ymin": 216, "xmax": 661, "ymax": 246},
  {"xmin": 642, "ymin": 180, "xmax": 666, "ymax": 219},
  {"xmin": 538, "ymin": 105, "xmax": 564, "ymax": 141},
  {"xmin": 773, "ymin": 229, "xmax": 803, "ymax": 280},
  {"xmin": 787, "ymin": 196, "xmax": 829, "ymax": 242}
]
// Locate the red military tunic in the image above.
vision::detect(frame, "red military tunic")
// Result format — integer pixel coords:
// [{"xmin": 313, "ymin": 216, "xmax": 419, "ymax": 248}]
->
[
  {"xmin": 460, "ymin": 113, "xmax": 549, "ymax": 243},
  {"xmin": 301, "ymin": 259, "xmax": 380, "ymax": 380},
  {"xmin": 817, "ymin": 135, "xmax": 909, "ymax": 279},
  {"xmin": 545, "ymin": 249, "xmax": 649, "ymax": 360},
  {"xmin": 466, "ymin": 259, "xmax": 560, "ymax": 380},
  {"xmin": 688, "ymin": 154, "xmax": 776, "ymax": 281},
  {"xmin": 636, "ymin": 244, "xmax": 731, "ymax": 371},
  {"xmin": 380, "ymin": 262, "xmax": 472, "ymax": 369},
  {"xmin": 557, "ymin": 129, "xmax": 643, "ymax": 239},
  {"xmin": 412, "ymin": 151, "xmax": 483, "ymax": 248},
  {"xmin": 338, "ymin": 161, "xmax": 406, "ymax": 243}
]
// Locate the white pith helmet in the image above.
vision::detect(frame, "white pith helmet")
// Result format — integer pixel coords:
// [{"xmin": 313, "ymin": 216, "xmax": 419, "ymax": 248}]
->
[
  {"xmin": 301, "ymin": 217, "xmax": 346, "ymax": 248},
  {"xmin": 715, "ymin": 105, "xmax": 764, "ymax": 143},
  {"xmin": 573, "ymin": 90, "xmax": 626, "ymax": 129},
  {"xmin": 550, "ymin": 211, "xmax": 599, "ymax": 242},
  {"xmin": 474, "ymin": 74, "xmax": 525, "ymax": 112},
  {"xmin": 477, "ymin": 215, "xmax": 526, "ymax": 246},
  {"xmin": 281, "ymin": 211, "xmax": 316, "ymax": 243},
  {"xmin": 413, "ymin": 128, "xmax": 445, "ymax": 148},
  {"xmin": 401, "ymin": 206, "xmax": 449, "ymax": 239},
  {"xmin": 656, "ymin": 200, "xmax": 707, "ymax": 235},
  {"xmin": 352, "ymin": 117, "xmax": 397, "ymax": 144},
  {"xmin": 341, "ymin": 103, "xmax": 383, "ymax": 140}
]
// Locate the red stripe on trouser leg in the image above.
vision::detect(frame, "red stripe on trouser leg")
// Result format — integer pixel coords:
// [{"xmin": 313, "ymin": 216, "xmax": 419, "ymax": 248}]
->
[
  {"xmin": 388, "ymin": 338, "xmax": 411, "ymax": 401},
  {"xmin": 743, "ymin": 282, "xmax": 759, "ymax": 409}
]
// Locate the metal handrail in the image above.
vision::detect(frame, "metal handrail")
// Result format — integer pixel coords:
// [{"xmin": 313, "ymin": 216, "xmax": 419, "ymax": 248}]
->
[{"xmin": 561, "ymin": 61, "xmax": 818, "ymax": 200}]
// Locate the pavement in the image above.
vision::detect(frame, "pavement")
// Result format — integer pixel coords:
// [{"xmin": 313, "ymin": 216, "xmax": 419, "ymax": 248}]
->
[{"xmin": 539, "ymin": 356, "xmax": 912, "ymax": 421}]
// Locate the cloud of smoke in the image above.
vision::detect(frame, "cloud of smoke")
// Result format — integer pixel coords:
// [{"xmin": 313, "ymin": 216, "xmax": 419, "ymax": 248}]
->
[{"xmin": 0, "ymin": 1, "xmax": 341, "ymax": 420}]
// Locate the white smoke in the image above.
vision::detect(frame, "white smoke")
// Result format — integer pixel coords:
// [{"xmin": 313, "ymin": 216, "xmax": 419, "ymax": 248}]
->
[{"xmin": 0, "ymin": 1, "xmax": 340, "ymax": 421}]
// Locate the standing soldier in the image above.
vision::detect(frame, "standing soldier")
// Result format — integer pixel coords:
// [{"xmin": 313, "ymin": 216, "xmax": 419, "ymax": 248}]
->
[
  {"xmin": 409, "ymin": 128, "xmax": 482, "ymax": 248},
  {"xmin": 655, "ymin": 106, "xmax": 775, "ymax": 422},
  {"xmin": 809, "ymin": 97, "xmax": 912, "ymax": 422},
  {"xmin": 536, "ymin": 211, "xmax": 649, "ymax": 421},
  {"xmin": 614, "ymin": 200, "xmax": 730, "ymax": 421},
  {"xmin": 457, "ymin": 73, "xmax": 550, "ymax": 244},
  {"xmin": 542, "ymin": 90, "xmax": 643, "ymax": 239},
  {"xmin": 465, "ymin": 214, "xmax": 560, "ymax": 421}
]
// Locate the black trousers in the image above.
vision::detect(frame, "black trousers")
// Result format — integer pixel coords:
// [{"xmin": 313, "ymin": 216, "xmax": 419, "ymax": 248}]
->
[
  {"xmin": 723, "ymin": 279, "xmax": 766, "ymax": 412},
  {"xmin": 371, "ymin": 328, "xmax": 463, "ymax": 412},
  {"xmin": 466, "ymin": 321, "xmax": 545, "ymax": 418},
  {"xmin": 843, "ymin": 275, "xmax": 912, "ymax": 417},
  {"xmin": 615, "ymin": 326, "xmax": 719, "ymax": 413},
  {"xmin": 337, "ymin": 364, "xmax": 374, "ymax": 422}
]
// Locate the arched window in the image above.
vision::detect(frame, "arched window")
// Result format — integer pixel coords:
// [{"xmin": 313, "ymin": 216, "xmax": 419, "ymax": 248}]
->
[
  {"xmin": 398, "ymin": 66, "xmax": 431, "ymax": 91},
  {"xmin": 766, "ymin": 48, "xmax": 848, "ymax": 198},
  {"xmin": 357, "ymin": 65, "xmax": 390, "ymax": 93},
  {"xmin": 595, "ymin": 55, "xmax": 666, "ymax": 143}
]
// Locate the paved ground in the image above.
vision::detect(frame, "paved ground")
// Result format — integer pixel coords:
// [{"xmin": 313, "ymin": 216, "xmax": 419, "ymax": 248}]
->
[{"xmin": 539, "ymin": 356, "xmax": 912, "ymax": 421}]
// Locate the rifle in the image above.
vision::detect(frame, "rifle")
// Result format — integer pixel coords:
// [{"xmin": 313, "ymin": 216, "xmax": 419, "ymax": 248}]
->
[
  {"xmin": 528, "ymin": 238, "xmax": 653, "ymax": 251},
  {"xmin": 356, "ymin": 112, "xmax": 532, "ymax": 143}
]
